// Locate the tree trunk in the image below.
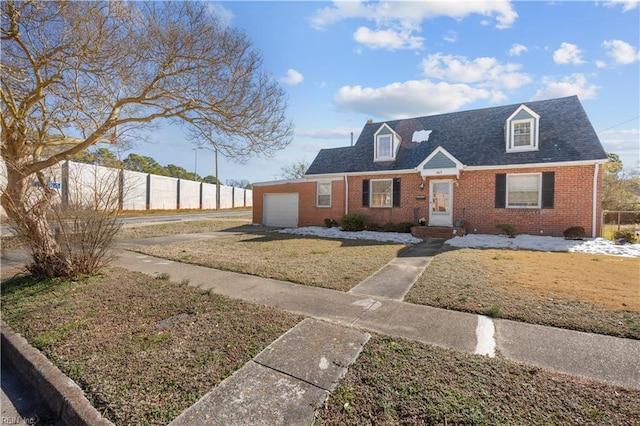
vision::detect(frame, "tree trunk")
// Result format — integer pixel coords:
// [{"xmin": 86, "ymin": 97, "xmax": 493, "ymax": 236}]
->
[{"xmin": 1, "ymin": 159, "xmax": 71, "ymax": 277}]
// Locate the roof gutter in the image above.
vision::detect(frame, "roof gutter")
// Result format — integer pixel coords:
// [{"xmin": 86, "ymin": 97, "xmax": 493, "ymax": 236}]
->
[
  {"xmin": 592, "ymin": 163, "xmax": 599, "ymax": 238},
  {"xmin": 344, "ymin": 175, "xmax": 349, "ymax": 216}
]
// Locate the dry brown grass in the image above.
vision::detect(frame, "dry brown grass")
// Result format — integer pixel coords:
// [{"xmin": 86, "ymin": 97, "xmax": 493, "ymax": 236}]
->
[
  {"xmin": 129, "ymin": 232, "xmax": 404, "ymax": 291},
  {"xmin": 406, "ymin": 248, "xmax": 640, "ymax": 339},
  {"xmin": 318, "ymin": 335, "xmax": 640, "ymax": 425},
  {"xmin": 114, "ymin": 217, "xmax": 640, "ymax": 338},
  {"xmin": 0, "ymin": 267, "xmax": 301, "ymax": 424}
]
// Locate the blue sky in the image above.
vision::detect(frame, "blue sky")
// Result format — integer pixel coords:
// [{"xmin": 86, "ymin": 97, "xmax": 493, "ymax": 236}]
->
[{"xmin": 130, "ymin": 1, "xmax": 640, "ymax": 184}]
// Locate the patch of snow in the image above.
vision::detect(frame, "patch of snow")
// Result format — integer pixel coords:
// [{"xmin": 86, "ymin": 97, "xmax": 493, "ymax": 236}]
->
[
  {"xmin": 277, "ymin": 226, "xmax": 422, "ymax": 244},
  {"xmin": 276, "ymin": 227, "xmax": 640, "ymax": 257},
  {"xmin": 445, "ymin": 234, "xmax": 640, "ymax": 258},
  {"xmin": 412, "ymin": 129, "xmax": 432, "ymax": 143}
]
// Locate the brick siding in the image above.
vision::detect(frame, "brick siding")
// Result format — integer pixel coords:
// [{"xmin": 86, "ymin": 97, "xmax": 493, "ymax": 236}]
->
[{"xmin": 253, "ymin": 164, "xmax": 603, "ymax": 237}]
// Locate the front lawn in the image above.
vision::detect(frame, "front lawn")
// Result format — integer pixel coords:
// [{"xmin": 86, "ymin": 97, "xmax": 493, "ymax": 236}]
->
[
  {"xmin": 405, "ymin": 248, "xmax": 640, "ymax": 339},
  {"xmin": 0, "ymin": 267, "xmax": 301, "ymax": 425},
  {"xmin": 316, "ymin": 335, "xmax": 640, "ymax": 425},
  {"xmin": 129, "ymin": 232, "xmax": 404, "ymax": 292},
  {"xmin": 125, "ymin": 219, "xmax": 640, "ymax": 339}
]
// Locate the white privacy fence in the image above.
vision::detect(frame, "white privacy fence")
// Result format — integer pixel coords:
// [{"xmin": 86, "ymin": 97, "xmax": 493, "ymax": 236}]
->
[{"xmin": 0, "ymin": 160, "xmax": 252, "ymax": 217}]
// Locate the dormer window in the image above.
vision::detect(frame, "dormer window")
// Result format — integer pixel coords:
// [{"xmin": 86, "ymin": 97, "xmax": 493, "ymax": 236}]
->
[
  {"xmin": 505, "ymin": 104, "xmax": 539, "ymax": 153},
  {"xmin": 374, "ymin": 123, "xmax": 400, "ymax": 161},
  {"xmin": 378, "ymin": 135, "xmax": 392, "ymax": 157},
  {"xmin": 513, "ymin": 120, "xmax": 532, "ymax": 147}
]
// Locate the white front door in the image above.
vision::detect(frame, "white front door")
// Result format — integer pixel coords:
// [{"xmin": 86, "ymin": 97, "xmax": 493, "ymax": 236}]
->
[{"xmin": 429, "ymin": 180, "xmax": 453, "ymax": 226}]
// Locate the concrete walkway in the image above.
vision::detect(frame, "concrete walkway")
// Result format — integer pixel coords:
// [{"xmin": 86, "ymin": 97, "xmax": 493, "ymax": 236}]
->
[
  {"xmin": 113, "ymin": 249, "xmax": 640, "ymax": 390},
  {"xmin": 3, "ymin": 234, "xmax": 640, "ymax": 425},
  {"xmin": 349, "ymin": 238, "xmax": 444, "ymax": 300},
  {"xmin": 170, "ymin": 319, "xmax": 369, "ymax": 425}
]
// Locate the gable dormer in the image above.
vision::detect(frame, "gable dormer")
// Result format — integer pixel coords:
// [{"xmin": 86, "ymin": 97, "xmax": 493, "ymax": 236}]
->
[
  {"xmin": 505, "ymin": 104, "xmax": 540, "ymax": 153},
  {"xmin": 374, "ymin": 123, "xmax": 401, "ymax": 162}
]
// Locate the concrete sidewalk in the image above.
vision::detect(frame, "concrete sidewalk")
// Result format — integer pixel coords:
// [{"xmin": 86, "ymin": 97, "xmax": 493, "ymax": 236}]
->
[
  {"xmin": 170, "ymin": 318, "xmax": 370, "ymax": 425},
  {"xmin": 113, "ymin": 249, "xmax": 640, "ymax": 390},
  {"xmin": 3, "ymin": 235, "xmax": 640, "ymax": 425}
]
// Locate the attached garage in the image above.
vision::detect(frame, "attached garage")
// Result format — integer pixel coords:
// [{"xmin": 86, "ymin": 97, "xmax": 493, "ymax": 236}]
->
[{"xmin": 262, "ymin": 193, "xmax": 299, "ymax": 227}]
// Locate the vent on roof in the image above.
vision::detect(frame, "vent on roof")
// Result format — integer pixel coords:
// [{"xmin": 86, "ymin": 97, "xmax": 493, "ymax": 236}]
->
[
  {"xmin": 366, "ymin": 119, "xmax": 373, "ymax": 124},
  {"xmin": 412, "ymin": 130, "xmax": 432, "ymax": 143}
]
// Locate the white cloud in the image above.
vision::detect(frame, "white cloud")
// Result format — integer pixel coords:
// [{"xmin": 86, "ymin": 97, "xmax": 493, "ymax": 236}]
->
[
  {"xmin": 603, "ymin": 0, "xmax": 639, "ymax": 11},
  {"xmin": 353, "ymin": 26, "xmax": 424, "ymax": 50},
  {"xmin": 295, "ymin": 127, "xmax": 361, "ymax": 140},
  {"xmin": 207, "ymin": 2, "xmax": 234, "ymax": 27},
  {"xmin": 553, "ymin": 42, "xmax": 585, "ymax": 65},
  {"xmin": 602, "ymin": 39, "xmax": 640, "ymax": 64},
  {"xmin": 532, "ymin": 74, "xmax": 599, "ymax": 100},
  {"xmin": 598, "ymin": 128, "xmax": 640, "ymax": 170},
  {"xmin": 595, "ymin": 60, "xmax": 607, "ymax": 68},
  {"xmin": 310, "ymin": 1, "xmax": 517, "ymax": 51},
  {"xmin": 279, "ymin": 69, "xmax": 304, "ymax": 86},
  {"xmin": 420, "ymin": 53, "xmax": 531, "ymax": 90},
  {"xmin": 442, "ymin": 30, "xmax": 458, "ymax": 43},
  {"xmin": 310, "ymin": 1, "xmax": 517, "ymax": 29},
  {"xmin": 334, "ymin": 79, "xmax": 493, "ymax": 119},
  {"xmin": 309, "ymin": 1, "xmax": 375, "ymax": 29},
  {"xmin": 509, "ymin": 43, "xmax": 528, "ymax": 56}
]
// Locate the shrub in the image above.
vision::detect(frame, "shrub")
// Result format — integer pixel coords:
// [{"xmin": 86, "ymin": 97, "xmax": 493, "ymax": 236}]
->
[
  {"xmin": 383, "ymin": 222, "xmax": 399, "ymax": 233},
  {"xmin": 487, "ymin": 305, "xmax": 502, "ymax": 318},
  {"xmin": 364, "ymin": 222, "xmax": 381, "ymax": 231},
  {"xmin": 563, "ymin": 226, "xmax": 585, "ymax": 240},
  {"xmin": 495, "ymin": 223, "xmax": 517, "ymax": 238},
  {"xmin": 324, "ymin": 218, "xmax": 338, "ymax": 228},
  {"xmin": 398, "ymin": 222, "xmax": 413, "ymax": 233},
  {"xmin": 613, "ymin": 230, "xmax": 637, "ymax": 243},
  {"xmin": 340, "ymin": 214, "xmax": 365, "ymax": 232}
]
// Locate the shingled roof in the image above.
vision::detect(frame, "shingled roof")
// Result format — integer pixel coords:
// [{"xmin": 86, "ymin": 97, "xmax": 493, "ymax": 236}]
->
[{"xmin": 305, "ymin": 95, "xmax": 607, "ymax": 176}]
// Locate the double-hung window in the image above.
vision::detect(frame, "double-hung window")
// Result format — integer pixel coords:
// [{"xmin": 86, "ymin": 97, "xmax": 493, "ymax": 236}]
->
[
  {"xmin": 316, "ymin": 182, "xmax": 331, "ymax": 207},
  {"xmin": 370, "ymin": 179, "xmax": 393, "ymax": 208},
  {"xmin": 507, "ymin": 173, "xmax": 541, "ymax": 208},
  {"xmin": 377, "ymin": 135, "xmax": 392, "ymax": 158},
  {"xmin": 513, "ymin": 121, "xmax": 532, "ymax": 147}
]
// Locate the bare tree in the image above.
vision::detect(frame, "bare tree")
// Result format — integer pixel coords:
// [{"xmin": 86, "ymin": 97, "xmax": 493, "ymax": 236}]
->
[
  {"xmin": 279, "ymin": 159, "xmax": 309, "ymax": 180},
  {"xmin": 1, "ymin": 1, "xmax": 293, "ymax": 276}
]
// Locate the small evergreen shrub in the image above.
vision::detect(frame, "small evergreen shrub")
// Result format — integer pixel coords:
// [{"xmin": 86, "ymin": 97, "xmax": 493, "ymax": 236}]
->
[
  {"xmin": 383, "ymin": 222, "xmax": 399, "ymax": 233},
  {"xmin": 341, "ymin": 213, "xmax": 365, "ymax": 232},
  {"xmin": 364, "ymin": 222, "xmax": 381, "ymax": 231},
  {"xmin": 398, "ymin": 222, "xmax": 413, "ymax": 233},
  {"xmin": 495, "ymin": 223, "xmax": 517, "ymax": 238},
  {"xmin": 613, "ymin": 230, "xmax": 637, "ymax": 243},
  {"xmin": 324, "ymin": 218, "xmax": 338, "ymax": 228},
  {"xmin": 563, "ymin": 226, "xmax": 585, "ymax": 240}
]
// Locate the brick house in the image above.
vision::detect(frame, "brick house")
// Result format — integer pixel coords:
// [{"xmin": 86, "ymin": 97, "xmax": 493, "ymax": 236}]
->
[{"xmin": 253, "ymin": 96, "xmax": 608, "ymax": 238}]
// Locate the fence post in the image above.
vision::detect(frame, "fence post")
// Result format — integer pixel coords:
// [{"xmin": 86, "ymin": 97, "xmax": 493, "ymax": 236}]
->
[
  {"xmin": 145, "ymin": 174, "xmax": 151, "ymax": 210},
  {"xmin": 176, "ymin": 178, "xmax": 181, "ymax": 210},
  {"xmin": 61, "ymin": 160, "xmax": 69, "ymax": 207}
]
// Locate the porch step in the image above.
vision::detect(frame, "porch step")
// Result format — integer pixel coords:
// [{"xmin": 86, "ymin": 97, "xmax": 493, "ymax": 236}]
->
[{"xmin": 411, "ymin": 225, "xmax": 465, "ymax": 239}]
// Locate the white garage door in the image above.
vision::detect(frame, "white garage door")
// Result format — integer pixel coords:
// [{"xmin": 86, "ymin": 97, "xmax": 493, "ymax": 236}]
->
[{"xmin": 263, "ymin": 193, "xmax": 299, "ymax": 227}]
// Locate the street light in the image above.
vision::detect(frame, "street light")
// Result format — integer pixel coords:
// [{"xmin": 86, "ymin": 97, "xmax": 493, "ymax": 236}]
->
[
  {"xmin": 195, "ymin": 144, "xmax": 219, "ymax": 209},
  {"xmin": 192, "ymin": 147, "xmax": 201, "ymax": 178}
]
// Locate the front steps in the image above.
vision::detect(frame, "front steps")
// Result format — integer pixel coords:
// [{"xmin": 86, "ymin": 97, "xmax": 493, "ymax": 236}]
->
[{"xmin": 411, "ymin": 225, "xmax": 465, "ymax": 239}]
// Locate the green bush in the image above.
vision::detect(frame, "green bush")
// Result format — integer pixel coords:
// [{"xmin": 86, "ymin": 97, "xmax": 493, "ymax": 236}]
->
[
  {"xmin": 613, "ymin": 230, "xmax": 637, "ymax": 243},
  {"xmin": 364, "ymin": 222, "xmax": 381, "ymax": 231},
  {"xmin": 495, "ymin": 223, "xmax": 517, "ymax": 238},
  {"xmin": 398, "ymin": 222, "xmax": 413, "ymax": 233},
  {"xmin": 563, "ymin": 226, "xmax": 585, "ymax": 240},
  {"xmin": 383, "ymin": 222, "xmax": 399, "ymax": 233},
  {"xmin": 324, "ymin": 218, "xmax": 338, "ymax": 228},
  {"xmin": 341, "ymin": 214, "xmax": 365, "ymax": 232}
]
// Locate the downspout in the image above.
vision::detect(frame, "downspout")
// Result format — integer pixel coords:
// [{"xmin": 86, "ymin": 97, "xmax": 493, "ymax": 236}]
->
[
  {"xmin": 592, "ymin": 163, "xmax": 599, "ymax": 238},
  {"xmin": 344, "ymin": 175, "xmax": 349, "ymax": 216}
]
